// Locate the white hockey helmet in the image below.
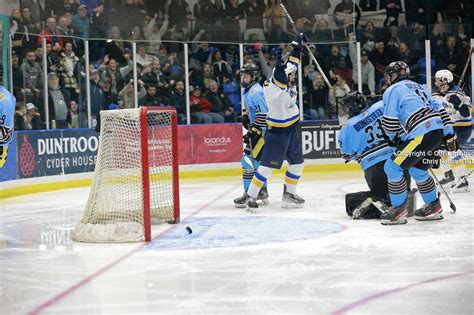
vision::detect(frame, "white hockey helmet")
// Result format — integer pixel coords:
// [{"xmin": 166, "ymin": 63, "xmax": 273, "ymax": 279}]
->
[{"xmin": 435, "ymin": 69, "xmax": 453, "ymax": 84}]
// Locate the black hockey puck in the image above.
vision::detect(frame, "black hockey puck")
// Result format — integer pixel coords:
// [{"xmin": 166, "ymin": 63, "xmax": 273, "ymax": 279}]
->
[{"xmin": 185, "ymin": 226, "xmax": 192, "ymax": 235}]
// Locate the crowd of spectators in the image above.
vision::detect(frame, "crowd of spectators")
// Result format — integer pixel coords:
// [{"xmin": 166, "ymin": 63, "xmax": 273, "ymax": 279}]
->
[{"xmin": 7, "ymin": 0, "xmax": 473, "ymax": 129}]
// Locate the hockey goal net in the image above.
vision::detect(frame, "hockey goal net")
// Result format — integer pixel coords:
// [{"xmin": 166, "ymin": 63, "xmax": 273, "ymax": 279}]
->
[{"xmin": 72, "ymin": 107, "xmax": 180, "ymax": 243}]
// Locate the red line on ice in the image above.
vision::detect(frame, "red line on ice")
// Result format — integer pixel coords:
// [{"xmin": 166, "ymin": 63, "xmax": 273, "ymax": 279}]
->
[
  {"xmin": 28, "ymin": 184, "xmax": 239, "ymax": 315},
  {"xmin": 331, "ymin": 269, "xmax": 474, "ymax": 315}
]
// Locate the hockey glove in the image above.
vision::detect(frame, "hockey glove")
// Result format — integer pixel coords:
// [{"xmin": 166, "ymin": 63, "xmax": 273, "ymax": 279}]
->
[
  {"xmin": 0, "ymin": 146, "xmax": 8, "ymax": 169},
  {"xmin": 448, "ymin": 94, "xmax": 462, "ymax": 110},
  {"xmin": 242, "ymin": 107, "xmax": 250, "ymax": 130},
  {"xmin": 444, "ymin": 133, "xmax": 459, "ymax": 152},
  {"xmin": 291, "ymin": 33, "xmax": 308, "ymax": 49},
  {"xmin": 243, "ymin": 124, "xmax": 263, "ymax": 155},
  {"xmin": 381, "ymin": 128, "xmax": 401, "ymax": 147}
]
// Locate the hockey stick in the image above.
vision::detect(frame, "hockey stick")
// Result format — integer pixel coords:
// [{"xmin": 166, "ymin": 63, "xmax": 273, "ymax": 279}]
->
[
  {"xmin": 279, "ymin": 2, "xmax": 333, "ymax": 89},
  {"xmin": 397, "ymin": 124, "xmax": 457, "ymax": 212},
  {"xmin": 454, "ymin": 47, "xmax": 473, "ymax": 96}
]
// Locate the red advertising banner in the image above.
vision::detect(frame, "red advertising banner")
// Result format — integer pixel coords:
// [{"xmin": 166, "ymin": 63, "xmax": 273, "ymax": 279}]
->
[{"xmin": 178, "ymin": 124, "xmax": 242, "ymax": 165}]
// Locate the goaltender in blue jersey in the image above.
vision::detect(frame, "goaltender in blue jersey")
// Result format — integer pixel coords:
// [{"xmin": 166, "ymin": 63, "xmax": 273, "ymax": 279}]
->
[
  {"xmin": 241, "ymin": 33, "xmax": 308, "ymax": 212},
  {"xmin": 339, "ymin": 95, "xmax": 413, "ymax": 220},
  {"xmin": 380, "ymin": 61, "xmax": 455, "ymax": 225},
  {"xmin": 233, "ymin": 63, "xmax": 270, "ymax": 208},
  {"xmin": 0, "ymin": 85, "xmax": 16, "ymax": 168}
]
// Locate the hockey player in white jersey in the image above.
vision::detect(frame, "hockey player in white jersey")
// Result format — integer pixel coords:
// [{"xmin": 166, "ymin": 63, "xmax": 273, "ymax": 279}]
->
[
  {"xmin": 244, "ymin": 33, "xmax": 307, "ymax": 212},
  {"xmin": 0, "ymin": 85, "xmax": 16, "ymax": 169},
  {"xmin": 433, "ymin": 69, "xmax": 472, "ymax": 192}
]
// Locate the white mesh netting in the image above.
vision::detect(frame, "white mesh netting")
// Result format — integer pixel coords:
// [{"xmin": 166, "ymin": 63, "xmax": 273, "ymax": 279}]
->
[{"xmin": 71, "ymin": 108, "xmax": 177, "ymax": 243}]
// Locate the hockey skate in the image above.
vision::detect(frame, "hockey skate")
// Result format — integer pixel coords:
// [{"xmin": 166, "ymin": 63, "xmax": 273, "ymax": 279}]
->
[
  {"xmin": 406, "ymin": 188, "xmax": 418, "ymax": 217},
  {"xmin": 438, "ymin": 170, "xmax": 455, "ymax": 186},
  {"xmin": 234, "ymin": 187, "xmax": 269, "ymax": 208},
  {"xmin": 380, "ymin": 204, "xmax": 408, "ymax": 225},
  {"xmin": 451, "ymin": 177, "xmax": 470, "ymax": 193},
  {"xmin": 415, "ymin": 199, "xmax": 443, "ymax": 221},
  {"xmin": 281, "ymin": 185, "xmax": 305, "ymax": 209},
  {"xmin": 352, "ymin": 198, "xmax": 373, "ymax": 220},
  {"xmin": 245, "ymin": 197, "xmax": 259, "ymax": 214}
]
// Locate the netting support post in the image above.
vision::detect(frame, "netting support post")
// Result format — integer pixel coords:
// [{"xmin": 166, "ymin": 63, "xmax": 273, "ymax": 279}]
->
[
  {"xmin": 85, "ymin": 40, "xmax": 92, "ymax": 128},
  {"xmin": 298, "ymin": 59, "xmax": 303, "ymax": 120},
  {"xmin": 356, "ymin": 41, "xmax": 362, "ymax": 93},
  {"xmin": 171, "ymin": 111, "xmax": 180, "ymax": 223},
  {"xmin": 140, "ymin": 107, "xmax": 151, "ymax": 242},
  {"xmin": 184, "ymin": 43, "xmax": 191, "ymax": 125},
  {"xmin": 42, "ymin": 37, "xmax": 50, "ymax": 130},
  {"xmin": 425, "ymin": 40, "xmax": 432, "ymax": 94}
]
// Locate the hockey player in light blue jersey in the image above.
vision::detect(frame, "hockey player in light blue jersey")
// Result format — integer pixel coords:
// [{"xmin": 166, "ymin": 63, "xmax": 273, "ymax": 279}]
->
[
  {"xmin": 234, "ymin": 63, "xmax": 270, "ymax": 207},
  {"xmin": 0, "ymin": 85, "xmax": 16, "ymax": 169},
  {"xmin": 244, "ymin": 33, "xmax": 307, "ymax": 212},
  {"xmin": 339, "ymin": 92, "xmax": 414, "ymax": 219},
  {"xmin": 380, "ymin": 61, "xmax": 456, "ymax": 225}
]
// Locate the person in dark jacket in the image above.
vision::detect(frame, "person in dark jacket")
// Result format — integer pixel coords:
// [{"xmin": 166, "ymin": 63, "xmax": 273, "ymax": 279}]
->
[
  {"xmin": 169, "ymin": 80, "xmax": 188, "ymax": 124},
  {"xmin": 14, "ymin": 102, "xmax": 27, "ymax": 130},
  {"xmin": 203, "ymin": 80, "xmax": 236, "ymax": 122},
  {"xmin": 139, "ymin": 85, "xmax": 163, "ymax": 107}
]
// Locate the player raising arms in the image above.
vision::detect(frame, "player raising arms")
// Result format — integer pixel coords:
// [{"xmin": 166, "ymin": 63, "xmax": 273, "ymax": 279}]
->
[
  {"xmin": 244, "ymin": 33, "xmax": 307, "ymax": 212},
  {"xmin": 338, "ymin": 92, "xmax": 414, "ymax": 220},
  {"xmin": 0, "ymin": 85, "xmax": 16, "ymax": 169},
  {"xmin": 432, "ymin": 69, "xmax": 472, "ymax": 192},
  {"xmin": 234, "ymin": 64, "xmax": 270, "ymax": 207},
  {"xmin": 380, "ymin": 61, "xmax": 456, "ymax": 225}
]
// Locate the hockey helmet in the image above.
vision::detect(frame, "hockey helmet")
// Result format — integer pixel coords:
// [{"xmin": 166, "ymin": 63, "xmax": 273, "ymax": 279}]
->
[
  {"xmin": 240, "ymin": 63, "xmax": 260, "ymax": 87},
  {"xmin": 384, "ymin": 61, "xmax": 410, "ymax": 86},
  {"xmin": 344, "ymin": 91, "xmax": 368, "ymax": 117},
  {"xmin": 434, "ymin": 69, "xmax": 454, "ymax": 94}
]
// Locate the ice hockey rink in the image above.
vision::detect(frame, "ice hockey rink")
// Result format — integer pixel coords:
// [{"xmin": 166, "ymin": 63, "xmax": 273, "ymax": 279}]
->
[{"xmin": 1, "ymin": 172, "xmax": 473, "ymax": 315}]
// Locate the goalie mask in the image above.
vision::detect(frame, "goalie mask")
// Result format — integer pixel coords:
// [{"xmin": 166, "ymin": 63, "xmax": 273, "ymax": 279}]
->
[
  {"xmin": 343, "ymin": 91, "xmax": 368, "ymax": 117},
  {"xmin": 285, "ymin": 63, "xmax": 297, "ymax": 87},
  {"xmin": 434, "ymin": 69, "xmax": 454, "ymax": 94},
  {"xmin": 240, "ymin": 63, "xmax": 260, "ymax": 88}
]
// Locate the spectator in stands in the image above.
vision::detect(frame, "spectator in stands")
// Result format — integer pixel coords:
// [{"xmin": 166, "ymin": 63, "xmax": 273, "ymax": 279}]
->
[
  {"xmin": 21, "ymin": 0, "xmax": 47, "ymax": 24},
  {"xmin": 11, "ymin": 52, "xmax": 23, "ymax": 94},
  {"xmin": 333, "ymin": 0, "xmax": 361, "ymax": 27},
  {"xmin": 169, "ymin": 80, "xmax": 187, "ymax": 124},
  {"xmin": 190, "ymin": 31, "xmax": 214, "ymax": 69},
  {"xmin": 14, "ymin": 102, "xmax": 27, "ymax": 130},
  {"xmin": 330, "ymin": 57, "xmax": 354, "ymax": 88},
  {"xmin": 324, "ymin": 45, "xmax": 346, "ymax": 75},
  {"xmin": 71, "ymin": 4, "xmax": 90, "ymax": 39},
  {"xmin": 194, "ymin": 0, "xmax": 215, "ymax": 31},
  {"xmin": 189, "ymin": 85, "xmax": 223, "ymax": 123},
  {"xmin": 437, "ymin": 35, "xmax": 465, "ymax": 78},
  {"xmin": 88, "ymin": 69, "xmax": 103, "ymax": 118},
  {"xmin": 304, "ymin": 74, "xmax": 331, "ymax": 120},
  {"xmin": 144, "ymin": 14, "xmax": 169, "ymax": 56},
  {"xmin": 360, "ymin": 21, "xmax": 377, "ymax": 53},
  {"xmin": 141, "ymin": 60, "xmax": 169, "ymax": 95},
  {"xmin": 309, "ymin": 18, "xmax": 334, "ymax": 44},
  {"xmin": 212, "ymin": 50, "xmax": 232, "ymax": 84},
  {"xmin": 398, "ymin": 42, "xmax": 418, "ymax": 78},
  {"xmin": 384, "ymin": 25, "xmax": 401, "ymax": 57},
  {"xmin": 118, "ymin": 79, "xmax": 147, "ymax": 108},
  {"xmin": 20, "ymin": 50, "xmax": 43, "ymax": 104},
  {"xmin": 47, "ymin": 72, "xmax": 71, "ymax": 129},
  {"xmin": 331, "ymin": 75, "xmax": 351, "ymax": 123},
  {"xmin": 37, "ymin": 17, "xmax": 64, "ymax": 49},
  {"xmin": 136, "ymin": 44, "xmax": 158, "ymax": 68},
  {"xmin": 10, "ymin": 9, "xmax": 31, "ymax": 57},
  {"xmin": 288, "ymin": 0, "xmax": 330, "ymax": 21},
  {"xmin": 406, "ymin": 23, "xmax": 425, "ymax": 54},
  {"xmin": 334, "ymin": 14, "xmax": 354, "ymax": 41},
  {"xmin": 204, "ymin": 80, "xmax": 236, "ymax": 122},
  {"xmin": 224, "ymin": 0, "xmax": 244, "ymax": 40},
  {"xmin": 442, "ymin": 1, "xmax": 463, "ymax": 25},
  {"xmin": 21, "ymin": 6, "xmax": 40, "ymax": 43},
  {"xmin": 100, "ymin": 54, "xmax": 133, "ymax": 96},
  {"xmin": 167, "ymin": 0, "xmax": 192, "ymax": 30},
  {"xmin": 56, "ymin": 14, "xmax": 75, "ymax": 47},
  {"xmin": 455, "ymin": 24, "xmax": 469, "ymax": 50},
  {"xmin": 370, "ymin": 40, "xmax": 394, "ymax": 84},
  {"xmin": 101, "ymin": 78, "xmax": 116, "ymax": 110},
  {"xmin": 69, "ymin": 100, "xmax": 83, "ymax": 128},
  {"xmin": 359, "ymin": 0, "xmax": 378, "ymax": 11},
  {"xmin": 242, "ymin": 0, "xmax": 266, "ymax": 42},
  {"xmin": 139, "ymin": 85, "xmax": 162, "ymax": 106},
  {"xmin": 430, "ymin": 22, "xmax": 448, "ymax": 57},
  {"xmin": 381, "ymin": 0, "xmax": 401, "ymax": 27},
  {"xmin": 59, "ymin": 42, "xmax": 80, "ymax": 100},
  {"xmin": 263, "ymin": 0, "xmax": 284, "ymax": 42},
  {"xmin": 26, "ymin": 102, "xmax": 42, "ymax": 130},
  {"xmin": 349, "ymin": 39, "xmax": 376, "ymax": 97},
  {"xmin": 127, "ymin": 25, "xmax": 145, "ymax": 45},
  {"xmin": 221, "ymin": 75, "xmax": 241, "ymax": 113}
]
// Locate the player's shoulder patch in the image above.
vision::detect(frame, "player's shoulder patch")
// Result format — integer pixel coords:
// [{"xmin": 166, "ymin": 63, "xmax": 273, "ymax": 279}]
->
[
  {"xmin": 250, "ymin": 87, "xmax": 257, "ymax": 95},
  {"xmin": 0, "ymin": 92, "xmax": 5, "ymax": 101},
  {"xmin": 263, "ymin": 80, "xmax": 270, "ymax": 87}
]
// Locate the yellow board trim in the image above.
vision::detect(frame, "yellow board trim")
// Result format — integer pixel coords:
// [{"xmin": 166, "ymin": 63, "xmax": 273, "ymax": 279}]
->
[
  {"xmin": 393, "ymin": 135, "xmax": 424, "ymax": 165},
  {"xmin": 2, "ymin": 162, "xmax": 472, "ymax": 200},
  {"xmin": 285, "ymin": 177, "xmax": 299, "ymax": 185}
]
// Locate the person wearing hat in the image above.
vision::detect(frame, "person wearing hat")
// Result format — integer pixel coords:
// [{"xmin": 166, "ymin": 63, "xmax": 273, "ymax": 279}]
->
[
  {"xmin": 348, "ymin": 35, "xmax": 376, "ymax": 98},
  {"xmin": 26, "ymin": 103, "xmax": 42, "ymax": 130},
  {"xmin": 71, "ymin": 4, "xmax": 90, "ymax": 38}
]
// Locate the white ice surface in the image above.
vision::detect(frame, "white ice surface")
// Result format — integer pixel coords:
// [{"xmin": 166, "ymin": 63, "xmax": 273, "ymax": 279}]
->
[{"xmin": 1, "ymin": 172, "xmax": 473, "ymax": 315}]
